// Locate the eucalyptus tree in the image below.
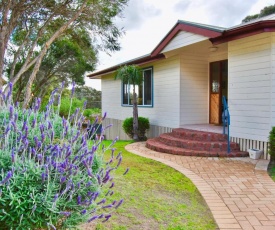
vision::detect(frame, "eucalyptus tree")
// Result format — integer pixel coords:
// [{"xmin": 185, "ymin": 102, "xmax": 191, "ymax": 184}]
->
[
  {"xmin": 242, "ymin": 4, "xmax": 275, "ymax": 22},
  {"xmin": 9, "ymin": 28, "xmax": 96, "ymax": 102},
  {"xmin": 115, "ymin": 65, "xmax": 143, "ymax": 141},
  {"xmin": 0, "ymin": 0, "xmax": 128, "ymax": 107}
]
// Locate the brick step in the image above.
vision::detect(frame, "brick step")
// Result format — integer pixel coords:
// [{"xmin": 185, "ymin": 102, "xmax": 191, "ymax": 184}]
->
[
  {"xmin": 146, "ymin": 138, "xmax": 249, "ymax": 158},
  {"xmin": 159, "ymin": 133, "xmax": 240, "ymax": 152},
  {"xmin": 171, "ymin": 128, "xmax": 227, "ymax": 142}
]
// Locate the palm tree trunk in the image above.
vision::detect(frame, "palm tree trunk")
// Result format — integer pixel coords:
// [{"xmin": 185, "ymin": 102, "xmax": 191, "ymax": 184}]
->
[{"xmin": 133, "ymin": 86, "xmax": 139, "ymax": 141}]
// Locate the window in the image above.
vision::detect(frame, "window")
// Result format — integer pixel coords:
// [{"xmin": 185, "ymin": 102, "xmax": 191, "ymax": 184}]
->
[{"xmin": 122, "ymin": 67, "xmax": 153, "ymax": 106}]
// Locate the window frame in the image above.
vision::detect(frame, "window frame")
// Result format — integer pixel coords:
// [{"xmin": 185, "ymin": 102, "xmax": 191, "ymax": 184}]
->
[{"xmin": 121, "ymin": 67, "xmax": 153, "ymax": 107}]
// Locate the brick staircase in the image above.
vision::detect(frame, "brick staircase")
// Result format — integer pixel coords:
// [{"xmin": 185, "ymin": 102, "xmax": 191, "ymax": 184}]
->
[{"xmin": 146, "ymin": 128, "xmax": 249, "ymax": 157}]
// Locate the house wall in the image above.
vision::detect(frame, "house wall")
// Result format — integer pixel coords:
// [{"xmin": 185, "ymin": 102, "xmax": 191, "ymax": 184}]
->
[
  {"xmin": 101, "ymin": 55, "xmax": 181, "ymax": 140},
  {"xmin": 180, "ymin": 53, "xmax": 209, "ymax": 125},
  {"xmin": 162, "ymin": 31, "xmax": 208, "ymax": 53},
  {"xmin": 271, "ymin": 33, "xmax": 275, "ymax": 127},
  {"xmin": 228, "ymin": 32, "xmax": 273, "ymax": 142}
]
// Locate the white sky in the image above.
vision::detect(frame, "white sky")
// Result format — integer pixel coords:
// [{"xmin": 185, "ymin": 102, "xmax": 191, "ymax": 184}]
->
[{"xmin": 85, "ymin": 0, "xmax": 275, "ymax": 90}]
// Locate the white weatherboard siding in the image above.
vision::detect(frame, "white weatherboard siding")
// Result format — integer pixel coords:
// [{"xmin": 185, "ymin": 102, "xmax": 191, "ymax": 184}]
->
[
  {"xmin": 162, "ymin": 31, "xmax": 208, "ymax": 53},
  {"xmin": 272, "ymin": 33, "xmax": 275, "ymax": 127},
  {"xmin": 101, "ymin": 55, "xmax": 181, "ymax": 130},
  {"xmin": 228, "ymin": 33, "xmax": 272, "ymax": 142},
  {"xmin": 180, "ymin": 53, "xmax": 208, "ymax": 125}
]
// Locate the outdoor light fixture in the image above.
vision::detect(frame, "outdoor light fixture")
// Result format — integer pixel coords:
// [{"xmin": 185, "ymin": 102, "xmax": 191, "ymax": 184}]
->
[{"xmin": 209, "ymin": 46, "xmax": 218, "ymax": 52}]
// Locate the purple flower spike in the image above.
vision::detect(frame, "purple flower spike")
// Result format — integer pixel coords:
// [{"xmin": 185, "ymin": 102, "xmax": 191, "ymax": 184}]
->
[
  {"xmin": 71, "ymin": 82, "xmax": 76, "ymax": 98},
  {"xmin": 77, "ymin": 195, "xmax": 82, "ymax": 205},
  {"xmin": 81, "ymin": 209, "xmax": 87, "ymax": 215},
  {"xmin": 9, "ymin": 105, "xmax": 14, "ymax": 119},
  {"xmin": 115, "ymin": 199, "xmax": 124, "ymax": 209},
  {"xmin": 102, "ymin": 204, "xmax": 113, "ymax": 209},
  {"xmin": 102, "ymin": 112, "xmax": 107, "ymax": 121},
  {"xmin": 53, "ymin": 194, "xmax": 59, "ymax": 202},
  {"xmin": 123, "ymin": 168, "xmax": 129, "ymax": 175},
  {"xmin": 47, "ymin": 223, "xmax": 56, "ymax": 230},
  {"xmin": 97, "ymin": 198, "xmax": 106, "ymax": 205},
  {"xmin": 116, "ymin": 156, "xmax": 122, "ymax": 168},
  {"xmin": 11, "ymin": 152, "xmax": 15, "ymax": 163},
  {"xmin": 87, "ymin": 215, "xmax": 98, "ymax": 223},
  {"xmin": 60, "ymin": 176, "xmax": 66, "ymax": 184},
  {"xmin": 60, "ymin": 211, "xmax": 71, "ymax": 217},
  {"xmin": 102, "ymin": 214, "xmax": 112, "ymax": 223},
  {"xmin": 109, "ymin": 182, "xmax": 115, "ymax": 189},
  {"xmin": 87, "ymin": 168, "xmax": 93, "ymax": 177},
  {"xmin": 0, "ymin": 171, "xmax": 13, "ymax": 185}
]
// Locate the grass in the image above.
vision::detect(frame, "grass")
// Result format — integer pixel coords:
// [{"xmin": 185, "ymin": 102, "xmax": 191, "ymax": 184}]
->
[{"xmin": 81, "ymin": 140, "xmax": 217, "ymax": 230}]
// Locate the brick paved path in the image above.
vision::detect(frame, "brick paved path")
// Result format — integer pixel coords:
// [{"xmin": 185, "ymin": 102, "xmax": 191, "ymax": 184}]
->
[{"xmin": 125, "ymin": 142, "xmax": 275, "ymax": 230}]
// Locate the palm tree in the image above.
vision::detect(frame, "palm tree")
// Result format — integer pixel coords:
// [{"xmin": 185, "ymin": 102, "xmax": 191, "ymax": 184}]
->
[{"xmin": 115, "ymin": 65, "xmax": 143, "ymax": 141}]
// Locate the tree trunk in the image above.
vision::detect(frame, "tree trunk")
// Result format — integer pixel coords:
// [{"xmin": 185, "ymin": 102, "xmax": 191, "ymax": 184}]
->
[
  {"xmin": 132, "ymin": 86, "xmax": 139, "ymax": 141},
  {"xmin": 22, "ymin": 0, "xmax": 88, "ymax": 108}
]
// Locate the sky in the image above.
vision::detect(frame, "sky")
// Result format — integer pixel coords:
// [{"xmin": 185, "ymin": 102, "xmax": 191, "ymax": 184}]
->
[{"xmin": 85, "ymin": 0, "xmax": 275, "ymax": 90}]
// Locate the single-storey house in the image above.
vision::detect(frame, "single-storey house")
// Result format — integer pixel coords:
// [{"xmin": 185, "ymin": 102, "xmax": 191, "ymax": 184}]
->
[{"xmin": 88, "ymin": 14, "xmax": 275, "ymax": 159}]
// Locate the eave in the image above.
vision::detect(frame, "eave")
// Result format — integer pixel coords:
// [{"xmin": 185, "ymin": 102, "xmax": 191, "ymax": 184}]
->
[
  {"xmin": 88, "ymin": 53, "xmax": 165, "ymax": 79},
  {"xmin": 210, "ymin": 21, "xmax": 275, "ymax": 45}
]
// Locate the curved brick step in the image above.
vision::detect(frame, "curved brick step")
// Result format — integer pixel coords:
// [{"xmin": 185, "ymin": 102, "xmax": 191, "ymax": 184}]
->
[
  {"xmin": 146, "ymin": 138, "xmax": 249, "ymax": 157},
  {"xmin": 171, "ymin": 128, "xmax": 227, "ymax": 142},
  {"xmin": 159, "ymin": 133, "xmax": 240, "ymax": 152}
]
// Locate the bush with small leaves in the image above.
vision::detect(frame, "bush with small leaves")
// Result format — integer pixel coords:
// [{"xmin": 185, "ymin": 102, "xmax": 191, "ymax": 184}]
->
[
  {"xmin": 269, "ymin": 127, "xmax": 275, "ymax": 162},
  {"xmin": 122, "ymin": 117, "xmax": 150, "ymax": 141},
  {"xmin": 0, "ymin": 83, "xmax": 127, "ymax": 229}
]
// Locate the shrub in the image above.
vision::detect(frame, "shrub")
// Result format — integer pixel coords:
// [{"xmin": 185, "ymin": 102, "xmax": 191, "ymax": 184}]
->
[
  {"xmin": 122, "ymin": 117, "xmax": 150, "ymax": 141},
  {"xmin": 0, "ymin": 83, "xmax": 126, "ymax": 229},
  {"xmin": 269, "ymin": 127, "xmax": 275, "ymax": 162},
  {"xmin": 83, "ymin": 108, "xmax": 102, "ymax": 123},
  {"xmin": 58, "ymin": 96, "xmax": 85, "ymax": 118}
]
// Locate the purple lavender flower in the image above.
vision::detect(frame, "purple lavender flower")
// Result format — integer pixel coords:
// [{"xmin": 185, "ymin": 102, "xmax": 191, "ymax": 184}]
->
[
  {"xmin": 81, "ymin": 209, "xmax": 87, "ymax": 215},
  {"xmin": 87, "ymin": 215, "xmax": 99, "ymax": 223},
  {"xmin": 41, "ymin": 173, "xmax": 47, "ymax": 183},
  {"xmin": 115, "ymin": 199, "xmax": 124, "ymax": 209},
  {"xmin": 31, "ymin": 204, "xmax": 37, "ymax": 214},
  {"xmin": 102, "ymin": 204, "xmax": 113, "ymax": 209},
  {"xmin": 77, "ymin": 195, "xmax": 82, "ymax": 205},
  {"xmin": 60, "ymin": 211, "xmax": 71, "ymax": 217},
  {"xmin": 9, "ymin": 105, "xmax": 14, "ymax": 120},
  {"xmin": 97, "ymin": 198, "xmax": 106, "ymax": 205},
  {"xmin": 47, "ymin": 223, "xmax": 56, "ymax": 230},
  {"xmin": 87, "ymin": 168, "xmax": 93, "ymax": 177},
  {"xmin": 0, "ymin": 171, "xmax": 13, "ymax": 185},
  {"xmin": 116, "ymin": 156, "xmax": 122, "ymax": 168},
  {"xmin": 102, "ymin": 214, "xmax": 112, "ymax": 222},
  {"xmin": 102, "ymin": 112, "xmax": 107, "ymax": 121},
  {"xmin": 123, "ymin": 168, "xmax": 129, "ymax": 175},
  {"xmin": 31, "ymin": 119, "xmax": 36, "ymax": 128},
  {"xmin": 60, "ymin": 176, "xmax": 67, "ymax": 184},
  {"xmin": 11, "ymin": 152, "xmax": 15, "ymax": 163},
  {"xmin": 53, "ymin": 194, "xmax": 59, "ymax": 202},
  {"xmin": 71, "ymin": 82, "xmax": 76, "ymax": 98}
]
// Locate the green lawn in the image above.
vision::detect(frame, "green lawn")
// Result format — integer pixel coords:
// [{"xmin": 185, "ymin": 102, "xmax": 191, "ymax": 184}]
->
[{"xmin": 82, "ymin": 140, "xmax": 217, "ymax": 230}]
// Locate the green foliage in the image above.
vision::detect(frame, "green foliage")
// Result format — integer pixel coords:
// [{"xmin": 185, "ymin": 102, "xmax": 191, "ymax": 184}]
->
[
  {"xmin": 115, "ymin": 65, "xmax": 143, "ymax": 86},
  {"xmin": 0, "ymin": 84, "xmax": 125, "ymax": 229},
  {"xmin": 242, "ymin": 4, "xmax": 275, "ymax": 22},
  {"xmin": 58, "ymin": 96, "xmax": 84, "ymax": 118},
  {"xmin": 122, "ymin": 117, "xmax": 150, "ymax": 141},
  {"xmin": 269, "ymin": 127, "xmax": 275, "ymax": 161},
  {"xmin": 83, "ymin": 108, "xmax": 102, "ymax": 122}
]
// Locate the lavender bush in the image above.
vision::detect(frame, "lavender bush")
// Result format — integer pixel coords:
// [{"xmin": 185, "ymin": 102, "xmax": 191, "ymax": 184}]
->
[{"xmin": 0, "ymin": 83, "xmax": 125, "ymax": 229}]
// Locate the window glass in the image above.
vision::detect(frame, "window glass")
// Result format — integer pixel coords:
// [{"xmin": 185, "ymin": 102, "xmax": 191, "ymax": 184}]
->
[{"xmin": 122, "ymin": 67, "xmax": 153, "ymax": 106}]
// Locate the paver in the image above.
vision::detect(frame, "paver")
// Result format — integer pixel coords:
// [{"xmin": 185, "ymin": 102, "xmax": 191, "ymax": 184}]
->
[{"xmin": 125, "ymin": 142, "xmax": 275, "ymax": 230}]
